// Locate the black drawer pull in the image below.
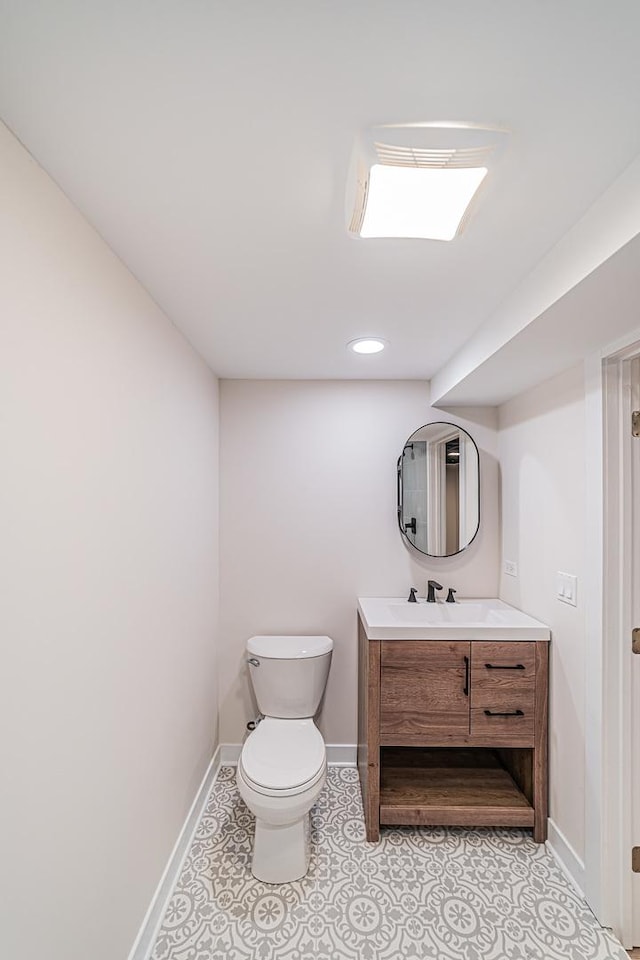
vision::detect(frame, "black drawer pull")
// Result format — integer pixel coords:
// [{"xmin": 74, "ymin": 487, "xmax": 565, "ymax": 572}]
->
[
  {"xmin": 484, "ymin": 709, "xmax": 524, "ymax": 717},
  {"xmin": 485, "ymin": 663, "xmax": 525, "ymax": 670},
  {"xmin": 463, "ymin": 655, "xmax": 469, "ymax": 697}
]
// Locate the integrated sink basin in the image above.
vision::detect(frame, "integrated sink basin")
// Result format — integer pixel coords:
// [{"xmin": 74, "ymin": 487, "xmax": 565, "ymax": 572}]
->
[{"xmin": 357, "ymin": 597, "xmax": 550, "ymax": 641}]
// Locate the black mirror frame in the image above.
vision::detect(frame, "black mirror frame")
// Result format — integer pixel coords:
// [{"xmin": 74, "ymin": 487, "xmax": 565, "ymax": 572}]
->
[{"xmin": 396, "ymin": 421, "xmax": 481, "ymax": 558}]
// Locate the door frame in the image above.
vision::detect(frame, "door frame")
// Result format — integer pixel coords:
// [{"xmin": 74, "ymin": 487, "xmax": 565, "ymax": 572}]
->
[
  {"xmin": 426, "ymin": 426, "xmax": 458, "ymax": 555},
  {"xmin": 631, "ymin": 356, "xmax": 640, "ymax": 948},
  {"xmin": 585, "ymin": 328, "xmax": 640, "ymax": 946}
]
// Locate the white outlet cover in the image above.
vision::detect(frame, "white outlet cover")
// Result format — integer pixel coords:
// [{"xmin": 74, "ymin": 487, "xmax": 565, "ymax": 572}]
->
[{"xmin": 504, "ymin": 560, "xmax": 518, "ymax": 577}]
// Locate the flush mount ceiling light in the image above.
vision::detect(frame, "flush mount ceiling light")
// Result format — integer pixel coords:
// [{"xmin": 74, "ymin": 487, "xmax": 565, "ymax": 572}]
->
[
  {"xmin": 346, "ymin": 122, "xmax": 508, "ymax": 241},
  {"xmin": 348, "ymin": 338, "xmax": 386, "ymax": 354},
  {"xmin": 361, "ymin": 165, "xmax": 487, "ymax": 241}
]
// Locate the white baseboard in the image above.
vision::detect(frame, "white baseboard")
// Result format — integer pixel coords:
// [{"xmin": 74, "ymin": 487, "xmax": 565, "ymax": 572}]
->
[
  {"xmin": 127, "ymin": 746, "xmax": 222, "ymax": 960},
  {"xmin": 220, "ymin": 742, "xmax": 357, "ymax": 767},
  {"xmin": 546, "ymin": 817, "xmax": 585, "ymax": 898},
  {"xmin": 220, "ymin": 742, "xmax": 241, "ymax": 764},
  {"xmin": 326, "ymin": 743, "xmax": 357, "ymax": 766}
]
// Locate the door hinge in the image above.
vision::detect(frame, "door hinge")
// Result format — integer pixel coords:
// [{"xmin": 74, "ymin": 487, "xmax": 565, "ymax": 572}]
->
[
  {"xmin": 633, "ymin": 847, "xmax": 640, "ymax": 873},
  {"xmin": 633, "ymin": 628, "xmax": 640, "ymax": 655},
  {"xmin": 633, "ymin": 410, "xmax": 640, "ymax": 437}
]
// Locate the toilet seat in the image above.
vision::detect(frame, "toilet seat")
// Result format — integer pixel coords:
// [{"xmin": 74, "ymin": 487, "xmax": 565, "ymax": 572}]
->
[
  {"xmin": 238, "ymin": 759, "xmax": 326, "ymax": 798},
  {"xmin": 240, "ymin": 717, "xmax": 325, "ymax": 795}
]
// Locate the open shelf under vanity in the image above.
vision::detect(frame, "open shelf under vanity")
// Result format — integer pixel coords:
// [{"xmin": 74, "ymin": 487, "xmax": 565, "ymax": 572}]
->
[{"xmin": 379, "ymin": 746, "xmax": 534, "ymax": 828}]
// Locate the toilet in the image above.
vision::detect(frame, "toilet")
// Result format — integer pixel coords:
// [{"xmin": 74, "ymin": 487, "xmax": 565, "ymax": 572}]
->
[{"xmin": 236, "ymin": 634, "xmax": 333, "ymax": 883}]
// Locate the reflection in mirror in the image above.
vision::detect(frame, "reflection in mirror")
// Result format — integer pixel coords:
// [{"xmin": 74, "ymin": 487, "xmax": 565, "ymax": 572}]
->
[{"xmin": 397, "ymin": 422, "xmax": 480, "ymax": 558}]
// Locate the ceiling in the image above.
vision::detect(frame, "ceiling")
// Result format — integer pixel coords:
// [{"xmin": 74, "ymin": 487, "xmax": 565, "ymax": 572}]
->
[{"xmin": 1, "ymin": 1, "xmax": 640, "ymax": 381}]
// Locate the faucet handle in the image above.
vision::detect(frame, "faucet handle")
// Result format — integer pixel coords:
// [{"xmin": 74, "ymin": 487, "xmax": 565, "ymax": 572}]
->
[
  {"xmin": 407, "ymin": 587, "xmax": 418, "ymax": 603},
  {"xmin": 426, "ymin": 580, "xmax": 443, "ymax": 602},
  {"xmin": 446, "ymin": 588, "xmax": 457, "ymax": 603}
]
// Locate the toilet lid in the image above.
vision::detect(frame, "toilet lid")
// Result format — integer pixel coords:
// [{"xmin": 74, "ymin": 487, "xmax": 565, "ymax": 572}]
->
[
  {"xmin": 247, "ymin": 635, "xmax": 333, "ymax": 659},
  {"xmin": 241, "ymin": 717, "xmax": 325, "ymax": 790}
]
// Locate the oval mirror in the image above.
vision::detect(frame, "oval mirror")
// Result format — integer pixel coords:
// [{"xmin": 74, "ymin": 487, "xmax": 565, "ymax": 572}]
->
[{"xmin": 397, "ymin": 422, "xmax": 480, "ymax": 557}]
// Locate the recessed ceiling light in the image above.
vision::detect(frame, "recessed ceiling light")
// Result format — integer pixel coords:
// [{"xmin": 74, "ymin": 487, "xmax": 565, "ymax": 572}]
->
[
  {"xmin": 346, "ymin": 123, "xmax": 508, "ymax": 241},
  {"xmin": 348, "ymin": 338, "xmax": 386, "ymax": 354}
]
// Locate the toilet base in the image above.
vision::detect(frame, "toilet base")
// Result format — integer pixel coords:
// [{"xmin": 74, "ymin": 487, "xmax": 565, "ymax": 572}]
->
[
  {"xmin": 252, "ymin": 812, "xmax": 311, "ymax": 883},
  {"xmin": 236, "ymin": 739, "xmax": 326, "ymax": 885}
]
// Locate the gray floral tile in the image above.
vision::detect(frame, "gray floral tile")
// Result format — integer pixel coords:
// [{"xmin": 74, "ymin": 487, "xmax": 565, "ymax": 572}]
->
[{"xmin": 151, "ymin": 766, "xmax": 626, "ymax": 960}]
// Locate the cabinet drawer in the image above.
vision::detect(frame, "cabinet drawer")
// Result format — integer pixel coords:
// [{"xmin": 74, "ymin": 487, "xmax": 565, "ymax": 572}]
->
[
  {"xmin": 380, "ymin": 641, "xmax": 470, "ymax": 740},
  {"xmin": 470, "ymin": 642, "xmax": 535, "ymax": 743}
]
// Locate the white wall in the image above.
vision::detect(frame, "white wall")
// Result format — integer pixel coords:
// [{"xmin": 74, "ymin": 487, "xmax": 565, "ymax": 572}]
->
[
  {"xmin": 0, "ymin": 123, "xmax": 219, "ymax": 960},
  {"xmin": 219, "ymin": 380, "xmax": 499, "ymax": 746},
  {"xmin": 498, "ymin": 364, "xmax": 586, "ymax": 864}
]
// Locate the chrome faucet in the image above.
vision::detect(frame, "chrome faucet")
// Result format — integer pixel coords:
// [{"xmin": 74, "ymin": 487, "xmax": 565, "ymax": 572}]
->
[{"xmin": 426, "ymin": 580, "xmax": 443, "ymax": 602}]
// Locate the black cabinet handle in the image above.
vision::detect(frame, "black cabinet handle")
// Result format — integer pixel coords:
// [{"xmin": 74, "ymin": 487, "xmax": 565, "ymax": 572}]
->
[
  {"xmin": 485, "ymin": 663, "xmax": 525, "ymax": 670},
  {"xmin": 463, "ymin": 655, "xmax": 469, "ymax": 696},
  {"xmin": 484, "ymin": 709, "xmax": 524, "ymax": 717}
]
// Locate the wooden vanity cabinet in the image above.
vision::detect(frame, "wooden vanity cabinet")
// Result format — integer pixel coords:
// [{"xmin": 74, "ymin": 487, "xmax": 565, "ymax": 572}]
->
[{"xmin": 358, "ymin": 618, "xmax": 549, "ymax": 843}]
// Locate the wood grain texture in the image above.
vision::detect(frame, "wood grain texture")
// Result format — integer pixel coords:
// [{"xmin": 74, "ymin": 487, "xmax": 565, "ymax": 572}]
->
[
  {"xmin": 379, "ymin": 747, "xmax": 534, "ymax": 828},
  {"xmin": 379, "ymin": 805, "xmax": 535, "ymax": 827},
  {"xmin": 359, "ymin": 627, "xmax": 549, "ymax": 842},
  {"xmin": 533, "ymin": 640, "xmax": 549, "ymax": 841},
  {"xmin": 358, "ymin": 615, "xmax": 381, "ymax": 842},
  {"xmin": 380, "ymin": 733, "xmax": 540, "ymax": 748},
  {"xmin": 470, "ymin": 642, "xmax": 535, "ymax": 744},
  {"xmin": 357, "ymin": 616, "xmax": 368, "ymax": 822},
  {"xmin": 495, "ymin": 747, "xmax": 534, "ymax": 805},
  {"xmin": 367, "ymin": 636, "xmax": 381, "ymax": 841},
  {"xmin": 380, "ymin": 640, "xmax": 470, "ymax": 739}
]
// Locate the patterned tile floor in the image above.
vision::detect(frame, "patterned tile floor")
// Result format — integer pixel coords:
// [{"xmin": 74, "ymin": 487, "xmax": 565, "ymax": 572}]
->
[{"xmin": 151, "ymin": 766, "xmax": 627, "ymax": 960}]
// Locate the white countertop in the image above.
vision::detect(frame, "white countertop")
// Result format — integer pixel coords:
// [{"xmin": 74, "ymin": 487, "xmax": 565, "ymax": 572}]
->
[{"xmin": 357, "ymin": 597, "xmax": 550, "ymax": 641}]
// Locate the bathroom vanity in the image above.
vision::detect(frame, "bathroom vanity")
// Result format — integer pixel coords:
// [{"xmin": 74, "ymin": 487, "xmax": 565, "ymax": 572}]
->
[{"xmin": 357, "ymin": 598, "xmax": 550, "ymax": 843}]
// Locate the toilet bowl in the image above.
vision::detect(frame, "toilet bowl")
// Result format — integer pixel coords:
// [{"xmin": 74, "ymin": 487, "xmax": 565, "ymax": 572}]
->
[{"xmin": 237, "ymin": 635, "xmax": 333, "ymax": 883}]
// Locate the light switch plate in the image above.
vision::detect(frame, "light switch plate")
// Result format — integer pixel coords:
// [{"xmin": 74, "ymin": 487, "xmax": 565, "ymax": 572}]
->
[
  {"xmin": 557, "ymin": 571, "xmax": 578, "ymax": 606},
  {"xmin": 504, "ymin": 559, "xmax": 518, "ymax": 577}
]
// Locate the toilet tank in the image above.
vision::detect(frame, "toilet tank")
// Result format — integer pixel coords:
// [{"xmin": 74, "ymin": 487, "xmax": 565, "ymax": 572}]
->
[{"xmin": 246, "ymin": 636, "xmax": 333, "ymax": 719}]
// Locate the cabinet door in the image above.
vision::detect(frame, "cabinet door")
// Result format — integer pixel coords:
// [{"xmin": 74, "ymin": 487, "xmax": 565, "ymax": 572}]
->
[
  {"xmin": 380, "ymin": 641, "xmax": 470, "ymax": 741},
  {"xmin": 470, "ymin": 641, "xmax": 535, "ymax": 744}
]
